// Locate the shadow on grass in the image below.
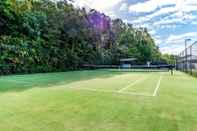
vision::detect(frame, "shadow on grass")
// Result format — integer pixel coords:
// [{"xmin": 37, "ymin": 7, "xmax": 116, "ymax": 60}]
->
[{"xmin": 0, "ymin": 69, "xmax": 128, "ymax": 93}]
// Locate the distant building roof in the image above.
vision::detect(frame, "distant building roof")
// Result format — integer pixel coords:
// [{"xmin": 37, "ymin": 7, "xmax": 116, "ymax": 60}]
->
[{"xmin": 120, "ymin": 58, "xmax": 137, "ymax": 62}]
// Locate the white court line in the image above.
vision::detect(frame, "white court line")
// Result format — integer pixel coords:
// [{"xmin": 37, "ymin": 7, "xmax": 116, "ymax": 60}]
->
[
  {"xmin": 73, "ymin": 87, "xmax": 152, "ymax": 97},
  {"xmin": 152, "ymin": 75, "xmax": 163, "ymax": 96},
  {"xmin": 118, "ymin": 75, "xmax": 150, "ymax": 92}
]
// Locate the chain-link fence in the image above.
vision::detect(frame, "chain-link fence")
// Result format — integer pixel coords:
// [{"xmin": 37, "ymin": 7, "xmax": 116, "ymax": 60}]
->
[{"xmin": 176, "ymin": 42, "xmax": 197, "ymax": 76}]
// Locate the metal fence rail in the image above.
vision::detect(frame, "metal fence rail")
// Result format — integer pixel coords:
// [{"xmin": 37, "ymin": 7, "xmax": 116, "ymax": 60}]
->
[{"xmin": 176, "ymin": 41, "xmax": 197, "ymax": 75}]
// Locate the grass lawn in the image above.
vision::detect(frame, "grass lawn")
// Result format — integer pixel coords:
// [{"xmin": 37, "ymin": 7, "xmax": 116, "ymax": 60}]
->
[{"xmin": 0, "ymin": 69, "xmax": 197, "ymax": 131}]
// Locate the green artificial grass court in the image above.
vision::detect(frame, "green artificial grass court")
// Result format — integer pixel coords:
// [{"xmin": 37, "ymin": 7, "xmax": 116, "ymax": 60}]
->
[{"xmin": 0, "ymin": 69, "xmax": 197, "ymax": 131}]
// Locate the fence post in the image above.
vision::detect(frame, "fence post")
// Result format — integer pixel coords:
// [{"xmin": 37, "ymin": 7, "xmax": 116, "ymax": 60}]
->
[
  {"xmin": 190, "ymin": 46, "xmax": 192, "ymax": 75},
  {"xmin": 185, "ymin": 40, "xmax": 187, "ymax": 72},
  {"xmin": 185, "ymin": 39, "xmax": 191, "ymax": 73}
]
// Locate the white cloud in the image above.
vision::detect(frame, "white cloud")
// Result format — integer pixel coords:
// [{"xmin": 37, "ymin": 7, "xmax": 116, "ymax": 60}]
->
[
  {"xmin": 159, "ymin": 32, "xmax": 197, "ymax": 54},
  {"xmin": 128, "ymin": 0, "xmax": 180, "ymax": 13},
  {"xmin": 131, "ymin": 16, "xmax": 150, "ymax": 24},
  {"xmin": 127, "ymin": 0, "xmax": 197, "ymax": 55},
  {"xmin": 167, "ymin": 32, "xmax": 197, "ymax": 42},
  {"xmin": 107, "ymin": 11, "xmax": 117, "ymax": 19},
  {"xmin": 154, "ymin": 18, "xmax": 183, "ymax": 26},
  {"xmin": 127, "ymin": 0, "xmax": 197, "ymax": 31},
  {"xmin": 158, "ymin": 32, "xmax": 197, "ymax": 54},
  {"xmin": 182, "ymin": 5, "xmax": 197, "ymax": 12},
  {"xmin": 154, "ymin": 0, "xmax": 177, "ymax": 7},
  {"xmin": 120, "ymin": 3, "xmax": 128, "ymax": 11},
  {"xmin": 128, "ymin": 0, "xmax": 197, "ymax": 21},
  {"xmin": 129, "ymin": 0, "xmax": 157, "ymax": 13},
  {"xmin": 149, "ymin": 30, "xmax": 156, "ymax": 35},
  {"xmin": 185, "ymin": 0, "xmax": 197, "ymax": 5},
  {"xmin": 72, "ymin": 0, "xmax": 125, "ymax": 19},
  {"xmin": 73, "ymin": 0, "xmax": 124, "ymax": 12},
  {"xmin": 191, "ymin": 21, "xmax": 197, "ymax": 25},
  {"xmin": 123, "ymin": 19, "xmax": 132, "ymax": 23},
  {"xmin": 155, "ymin": 39, "xmax": 162, "ymax": 45},
  {"xmin": 129, "ymin": 0, "xmax": 197, "ymax": 14},
  {"xmin": 147, "ymin": 7, "xmax": 177, "ymax": 19},
  {"xmin": 160, "ymin": 45, "xmax": 184, "ymax": 54}
]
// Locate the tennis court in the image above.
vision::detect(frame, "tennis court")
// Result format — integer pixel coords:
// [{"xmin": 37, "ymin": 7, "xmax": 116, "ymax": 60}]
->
[
  {"xmin": 0, "ymin": 69, "xmax": 197, "ymax": 131},
  {"xmin": 66, "ymin": 70, "xmax": 163, "ymax": 97}
]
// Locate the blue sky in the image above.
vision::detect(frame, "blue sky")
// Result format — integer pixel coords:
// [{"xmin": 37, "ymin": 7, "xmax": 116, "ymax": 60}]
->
[{"xmin": 72, "ymin": 0, "xmax": 197, "ymax": 54}]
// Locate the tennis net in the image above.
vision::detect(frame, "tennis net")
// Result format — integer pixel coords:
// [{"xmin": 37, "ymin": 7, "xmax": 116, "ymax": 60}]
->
[{"xmin": 82, "ymin": 64, "xmax": 174, "ymax": 72}]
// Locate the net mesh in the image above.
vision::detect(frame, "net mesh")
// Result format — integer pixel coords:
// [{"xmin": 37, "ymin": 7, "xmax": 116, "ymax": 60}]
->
[
  {"xmin": 82, "ymin": 64, "xmax": 173, "ymax": 72},
  {"xmin": 176, "ymin": 42, "xmax": 197, "ymax": 75}
]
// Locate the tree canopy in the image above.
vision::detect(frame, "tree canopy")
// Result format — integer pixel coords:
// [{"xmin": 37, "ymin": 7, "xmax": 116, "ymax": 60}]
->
[{"xmin": 0, "ymin": 0, "xmax": 169, "ymax": 75}]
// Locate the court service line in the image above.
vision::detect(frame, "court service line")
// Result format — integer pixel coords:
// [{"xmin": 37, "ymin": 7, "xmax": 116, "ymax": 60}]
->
[
  {"xmin": 152, "ymin": 75, "xmax": 163, "ymax": 96},
  {"xmin": 118, "ymin": 75, "xmax": 150, "ymax": 92},
  {"xmin": 74, "ymin": 87, "xmax": 153, "ymax": 97}
]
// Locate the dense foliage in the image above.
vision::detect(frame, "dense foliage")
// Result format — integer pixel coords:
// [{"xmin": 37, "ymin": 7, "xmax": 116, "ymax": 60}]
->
[
  {"xmin": 0, "ymin": 0, "xmax": 164, "ymax": 74},
  {"xmin": 161, "ymin": 54, "xmax": 176, "ymax": 65}
]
